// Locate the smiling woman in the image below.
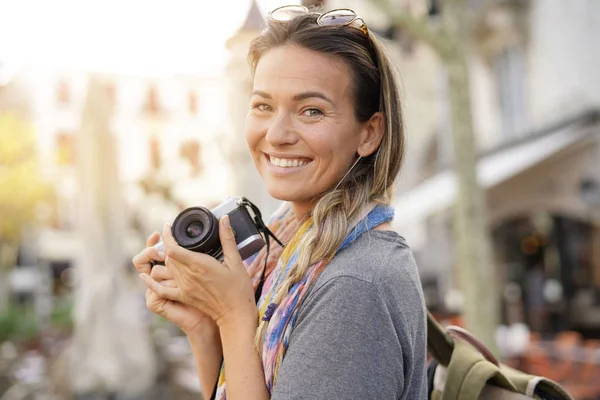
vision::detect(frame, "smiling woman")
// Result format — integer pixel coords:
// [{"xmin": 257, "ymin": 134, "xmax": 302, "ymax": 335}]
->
[
  {"xmin": 246, "ymin": 45, "xmax": 378, "ymax": 212},
  {"xmin": 133, "ymin": 4, "xmax": 427, "ymax": 400}
]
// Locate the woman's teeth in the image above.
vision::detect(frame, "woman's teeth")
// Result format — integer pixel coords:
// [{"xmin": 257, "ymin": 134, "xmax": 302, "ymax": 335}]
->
[{"xmin": 270, "ymin": 156, "xmax": 309, "ymax": 168}]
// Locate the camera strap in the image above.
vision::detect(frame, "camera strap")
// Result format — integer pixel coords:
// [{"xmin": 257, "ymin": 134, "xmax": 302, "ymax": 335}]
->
[
  {"xmin": 239, "ymin": 197, "xmax": 285, "ymax": 304},
  {"xmin": 209, "ymin": 198, "xmax": 285, "ymax": 400}
]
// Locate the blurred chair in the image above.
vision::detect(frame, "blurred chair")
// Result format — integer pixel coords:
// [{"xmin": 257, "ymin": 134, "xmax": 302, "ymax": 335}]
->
[
  {"xmin": 521, "ymin": 333, "xmax": 553, "ymax": 378},
  {"xmin": 563, "ymin": 339, "xmax": 600, "ymax": 400},
  {"xmin": 550, "ymin": 330, "xmax": 582, "ymax": 383},
  {"xmin": 529, "ymin": 331, "xmax": 541, "ymax": 343}
]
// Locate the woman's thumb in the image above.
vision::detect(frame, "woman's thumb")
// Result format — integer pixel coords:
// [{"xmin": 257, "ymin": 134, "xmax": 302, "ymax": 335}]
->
[{"xmin": 219, "ymin": 216, "xmax": 242, "ymax": 266}]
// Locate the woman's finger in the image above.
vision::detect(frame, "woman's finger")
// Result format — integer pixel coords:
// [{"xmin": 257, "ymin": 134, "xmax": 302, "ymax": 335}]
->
[
  {"xmin": 164, "ymin": 254, "xmax": 193, "ymax": 277},
  {"xmin": 150, "ymin": 264, "xmax": 174, "ymax": 281},
  {"xmin": 139, "ymin": 273, "xmax": 181, "ymax": 301},
  {"xmin": 132, "ymin": 246, "xmax": 166, "ymax": 275},
  {"xmin": 218, "ymin": 216, "xmax": 243, "ymax": 269},
  {"xmin": 146, "ymin": 231, "xmax": 161, "ymax": 247},
  {"xmin": 145, "ymin": 288, "xmax": 169, "ymax": 318},
  {"xmin": 159, "ymin": 279, "xmax": 178, "ymax": 288}
]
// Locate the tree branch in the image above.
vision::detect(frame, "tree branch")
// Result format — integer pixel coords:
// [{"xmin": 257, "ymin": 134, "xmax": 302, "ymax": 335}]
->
[{"xmin": 370, "ymin": 0, "xmax": 452, "ymax": 57}]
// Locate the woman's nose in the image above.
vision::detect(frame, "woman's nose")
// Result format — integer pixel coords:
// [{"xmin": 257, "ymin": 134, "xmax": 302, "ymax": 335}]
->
[{"xmin": 265, "ymin": 114, "xmax": 299, "ymax": 147}]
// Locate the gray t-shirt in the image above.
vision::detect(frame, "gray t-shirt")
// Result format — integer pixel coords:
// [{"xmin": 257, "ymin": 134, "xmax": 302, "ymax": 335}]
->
[{"xmin": 271, "ymin": 230, "xmax": 427, "ymax": 400}]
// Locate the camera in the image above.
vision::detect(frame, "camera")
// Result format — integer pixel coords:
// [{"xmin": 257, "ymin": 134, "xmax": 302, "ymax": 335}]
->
[{"xmin": 153, "ymin": 196, "xmax": 266, "ymax": 262}]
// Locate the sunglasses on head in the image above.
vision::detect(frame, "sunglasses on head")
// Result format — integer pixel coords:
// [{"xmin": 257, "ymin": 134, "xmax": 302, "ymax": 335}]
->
[{"xmin": 268, "ymin": 5, "xmax": 368, "ymax": 36}]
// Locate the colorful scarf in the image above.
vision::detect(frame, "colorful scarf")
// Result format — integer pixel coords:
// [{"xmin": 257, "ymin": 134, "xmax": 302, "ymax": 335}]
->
[{"xmin": 214, "ymin": 202, "xmax": 395, "ymax": 399}]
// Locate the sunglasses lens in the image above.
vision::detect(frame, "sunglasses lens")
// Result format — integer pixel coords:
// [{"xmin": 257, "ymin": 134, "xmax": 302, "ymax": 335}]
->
[
  {"xmin": 318, "ymin": 9, "xmax": 356, "ymax": 26},
  {"xmin": 270, "ymin": 5, "xmax": 307, "ymax": 21}
]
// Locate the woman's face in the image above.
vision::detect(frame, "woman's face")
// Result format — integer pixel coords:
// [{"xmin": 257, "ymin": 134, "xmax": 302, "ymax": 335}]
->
[{"xmin": 245, "ymin": 45, "xmax": 381, "ymax": 214}]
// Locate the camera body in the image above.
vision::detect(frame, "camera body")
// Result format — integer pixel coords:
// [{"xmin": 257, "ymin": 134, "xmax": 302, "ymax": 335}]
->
[{"xmin": 154, "ymin": 196, "xmax": 265, "ymax": 261}]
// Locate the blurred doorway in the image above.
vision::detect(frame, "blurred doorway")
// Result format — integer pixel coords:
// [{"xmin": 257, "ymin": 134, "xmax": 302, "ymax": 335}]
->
[{"xmin": 492, "ymin": 213, "xmax": 600, "ymax": 338}]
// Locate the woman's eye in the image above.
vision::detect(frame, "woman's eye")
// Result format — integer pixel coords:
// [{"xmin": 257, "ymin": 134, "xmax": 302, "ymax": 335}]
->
[
  {"xmin": 252, "ymin": 104, "xmax": 273, "ymax": 112},
  {"xmin": 302, "ymin": 108, "xmax": 323, "ymax": 117}
]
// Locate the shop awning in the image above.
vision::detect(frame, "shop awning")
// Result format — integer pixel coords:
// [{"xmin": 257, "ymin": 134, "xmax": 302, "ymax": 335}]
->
[{"xmin": 392, "ymin": 121, "xmax": 596, "ymax": 233}]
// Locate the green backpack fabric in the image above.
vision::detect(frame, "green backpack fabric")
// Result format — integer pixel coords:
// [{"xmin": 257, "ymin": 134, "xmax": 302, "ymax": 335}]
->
[{"xmin": 426, "ymin": 312, "xmax": 574, "ymax": 400}]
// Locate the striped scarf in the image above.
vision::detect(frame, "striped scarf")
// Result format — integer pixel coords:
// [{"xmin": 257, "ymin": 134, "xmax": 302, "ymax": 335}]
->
[{"xmin": 214, "ymin": 202, "xmax": 395, "ymax": 398}]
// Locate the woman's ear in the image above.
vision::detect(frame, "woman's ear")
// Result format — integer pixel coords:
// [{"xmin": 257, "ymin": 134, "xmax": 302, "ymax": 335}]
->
[{"xmin": 357, "ymin": 112, "xmax": 385, "ymax": 157}]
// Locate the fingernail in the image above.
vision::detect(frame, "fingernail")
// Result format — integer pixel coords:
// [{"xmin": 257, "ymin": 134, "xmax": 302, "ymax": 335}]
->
[
  {"xmin": 139, "ymin": 273, "xmax": 148, "ymax": 280},
  {"xmin": 157, "ymin": 251, "xmax": 165, "ymax": 259},
  {"xmin": 222, "ymin": 215, "xmax": 230, "ymax": 229},
  {"xmin": 164, "ymin": 222, "xmax": 170, "ymax": 230}
]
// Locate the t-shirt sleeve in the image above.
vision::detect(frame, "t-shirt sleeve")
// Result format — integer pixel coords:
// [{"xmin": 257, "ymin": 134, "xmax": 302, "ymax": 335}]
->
[{"xmin": 271, "ymin": 276, "xmax": 405, "ymax": 400}]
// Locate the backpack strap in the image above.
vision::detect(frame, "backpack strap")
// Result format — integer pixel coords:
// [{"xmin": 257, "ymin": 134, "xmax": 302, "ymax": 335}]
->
[
  {"xmin": 426, "ymin": 311, "xmax": 454, "ymax": 367},
  {"xmin": 428, "ymin": 312, "xmax": 519, "ymax": 400},
  {"xmin": 440, "ymin": 339, "xmax": 482, "ymax": 400},
  {"xmin": 441, "ymin": 341, "xmax": 517, "ymax": 400},
  {"xmin": 457, "ymin": 358, "xmax": 500, "ymax": 399},
  {"xmin": 501, "ymin": 365, "xmax": 575, "ymax": 399},
  {"xmin": 427, "ymin": 311, "xmax": 574, "ymax": 400}
]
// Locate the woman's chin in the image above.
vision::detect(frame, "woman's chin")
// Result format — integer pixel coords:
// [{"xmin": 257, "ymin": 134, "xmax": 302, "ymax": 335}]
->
[
  {"xmin": 267, "ymin": 188, "xmax": 299, "ymax": 202},
  {"xmin": 266, "ymin": 186, "xmax": 306, "ymax": 203}
]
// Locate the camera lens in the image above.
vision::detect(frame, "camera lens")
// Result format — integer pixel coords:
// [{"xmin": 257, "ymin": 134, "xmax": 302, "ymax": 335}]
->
[
  {"xmin": 171, "ymin": 207, "xmax": 221, "ymax": 257},
  {"xmin": 185, "ymin": 222, "xmax": 204, "ymax": 239}
]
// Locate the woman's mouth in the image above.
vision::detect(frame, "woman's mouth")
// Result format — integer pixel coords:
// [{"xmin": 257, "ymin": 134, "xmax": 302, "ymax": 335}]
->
[{"xmin": 266, "ymin": 154, "xmax": 313, "ymax": 169}]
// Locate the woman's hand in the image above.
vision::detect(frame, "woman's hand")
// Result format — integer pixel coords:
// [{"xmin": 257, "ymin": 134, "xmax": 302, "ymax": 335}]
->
[
  {"xmin": 139, "ymin": 216, "xmax": 258, "ymax": 330},
  {"xmin": 131, "ymin": 232, "xmax": 165, "ymax": 276},
  {"xmin": 133, "ymin": 232, "xmax": 214, "ymax": 335}
]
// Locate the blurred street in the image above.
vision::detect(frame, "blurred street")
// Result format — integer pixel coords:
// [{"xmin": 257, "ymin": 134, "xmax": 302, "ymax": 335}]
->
[{"xmin": 1, "ymin": 0, "xmax": 600, "ymax": 398}]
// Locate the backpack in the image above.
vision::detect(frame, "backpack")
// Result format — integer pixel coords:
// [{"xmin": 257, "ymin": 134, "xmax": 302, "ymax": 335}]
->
[{"xmin": 426, "ymin": 311, "xmax": 574, "ymax": 400}]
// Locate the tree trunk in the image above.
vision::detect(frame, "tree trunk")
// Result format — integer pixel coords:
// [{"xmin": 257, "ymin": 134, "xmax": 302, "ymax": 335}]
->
[
  {"xmin": 444, "ymin": 50, "xmax": 499, "ymax": 353},
  {"xmin": 66, "ymin": 78, "xmax": 157, "ymax": 398},
  {"xmin": 372, "ymin": 0, "xmax": 501, "ymax": 353}
]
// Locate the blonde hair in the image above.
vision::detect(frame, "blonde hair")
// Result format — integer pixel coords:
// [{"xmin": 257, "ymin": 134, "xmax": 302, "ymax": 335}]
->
[{"xmin": 248, "ymin": 13, "xmax": 405, "ymax": 350}]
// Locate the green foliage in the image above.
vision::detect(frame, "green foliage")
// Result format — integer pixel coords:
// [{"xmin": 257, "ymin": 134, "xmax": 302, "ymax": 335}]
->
[
  {"xmin": 0, "ymin": 112, "xmax": 54, "ymax": 245},
  {"xmin": 50, "ymin": 297, "xmax": 73, "ymax": 332},
  {"xmin": 0, "ymin": 304, "xmax": 39, "ymax": 344},
  {"xmin": 0, "ymin": 299, "xmax": 74, "ymax": 345},
  {"xmin": 0, "ymin": 112, "xmax": 55, "ymax": 313}
]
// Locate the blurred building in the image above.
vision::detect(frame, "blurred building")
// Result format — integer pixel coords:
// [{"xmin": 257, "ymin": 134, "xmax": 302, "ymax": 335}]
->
[
  {"xmin": 2, "ymin": 1, "xmax": 279, "ymax": 300},
  {"xmin": 3, "ymin": 0, "xmax": 287, "ymax": 306},
  {"xmin": 225, "ymin": 0, "xmax": 283, "ymax": 219},
  {"xmin": 13, "ymin": 72, "xmax": 237, "ymax": 293},
  {"xmin": 322, "ymin": 0, "xmax": 600, "ymax": 335}
]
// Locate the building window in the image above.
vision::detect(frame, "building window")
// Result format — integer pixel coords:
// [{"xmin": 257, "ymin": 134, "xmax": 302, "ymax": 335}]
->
[
  {"xmin": 149, "ymin": 137, "xmax": 161, "ymax": 170},
  {"xmin": 105, "ymin": 83, "xmax": 117, "ymax": 108},
  {"xmin": 188, "ymin": 91, "xmax": 198, "ymax": 115},
  {"xmin": 180, "ymin": 139, "xmax": 201, "ymax": 175},
  {"xmin": 493, "ymin": 45, "xmax": 528, "ymax": 139},
  {"xmin": 144, "ymin": 84, "xmax": 160, "ymax": 115},
  {"xmin": 56, "ymin": 80, "xmax": 71, "ymax": 106},
  {"xmin": 55, "ymin": 132, "xmax": 76, "ymax": 166}
]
